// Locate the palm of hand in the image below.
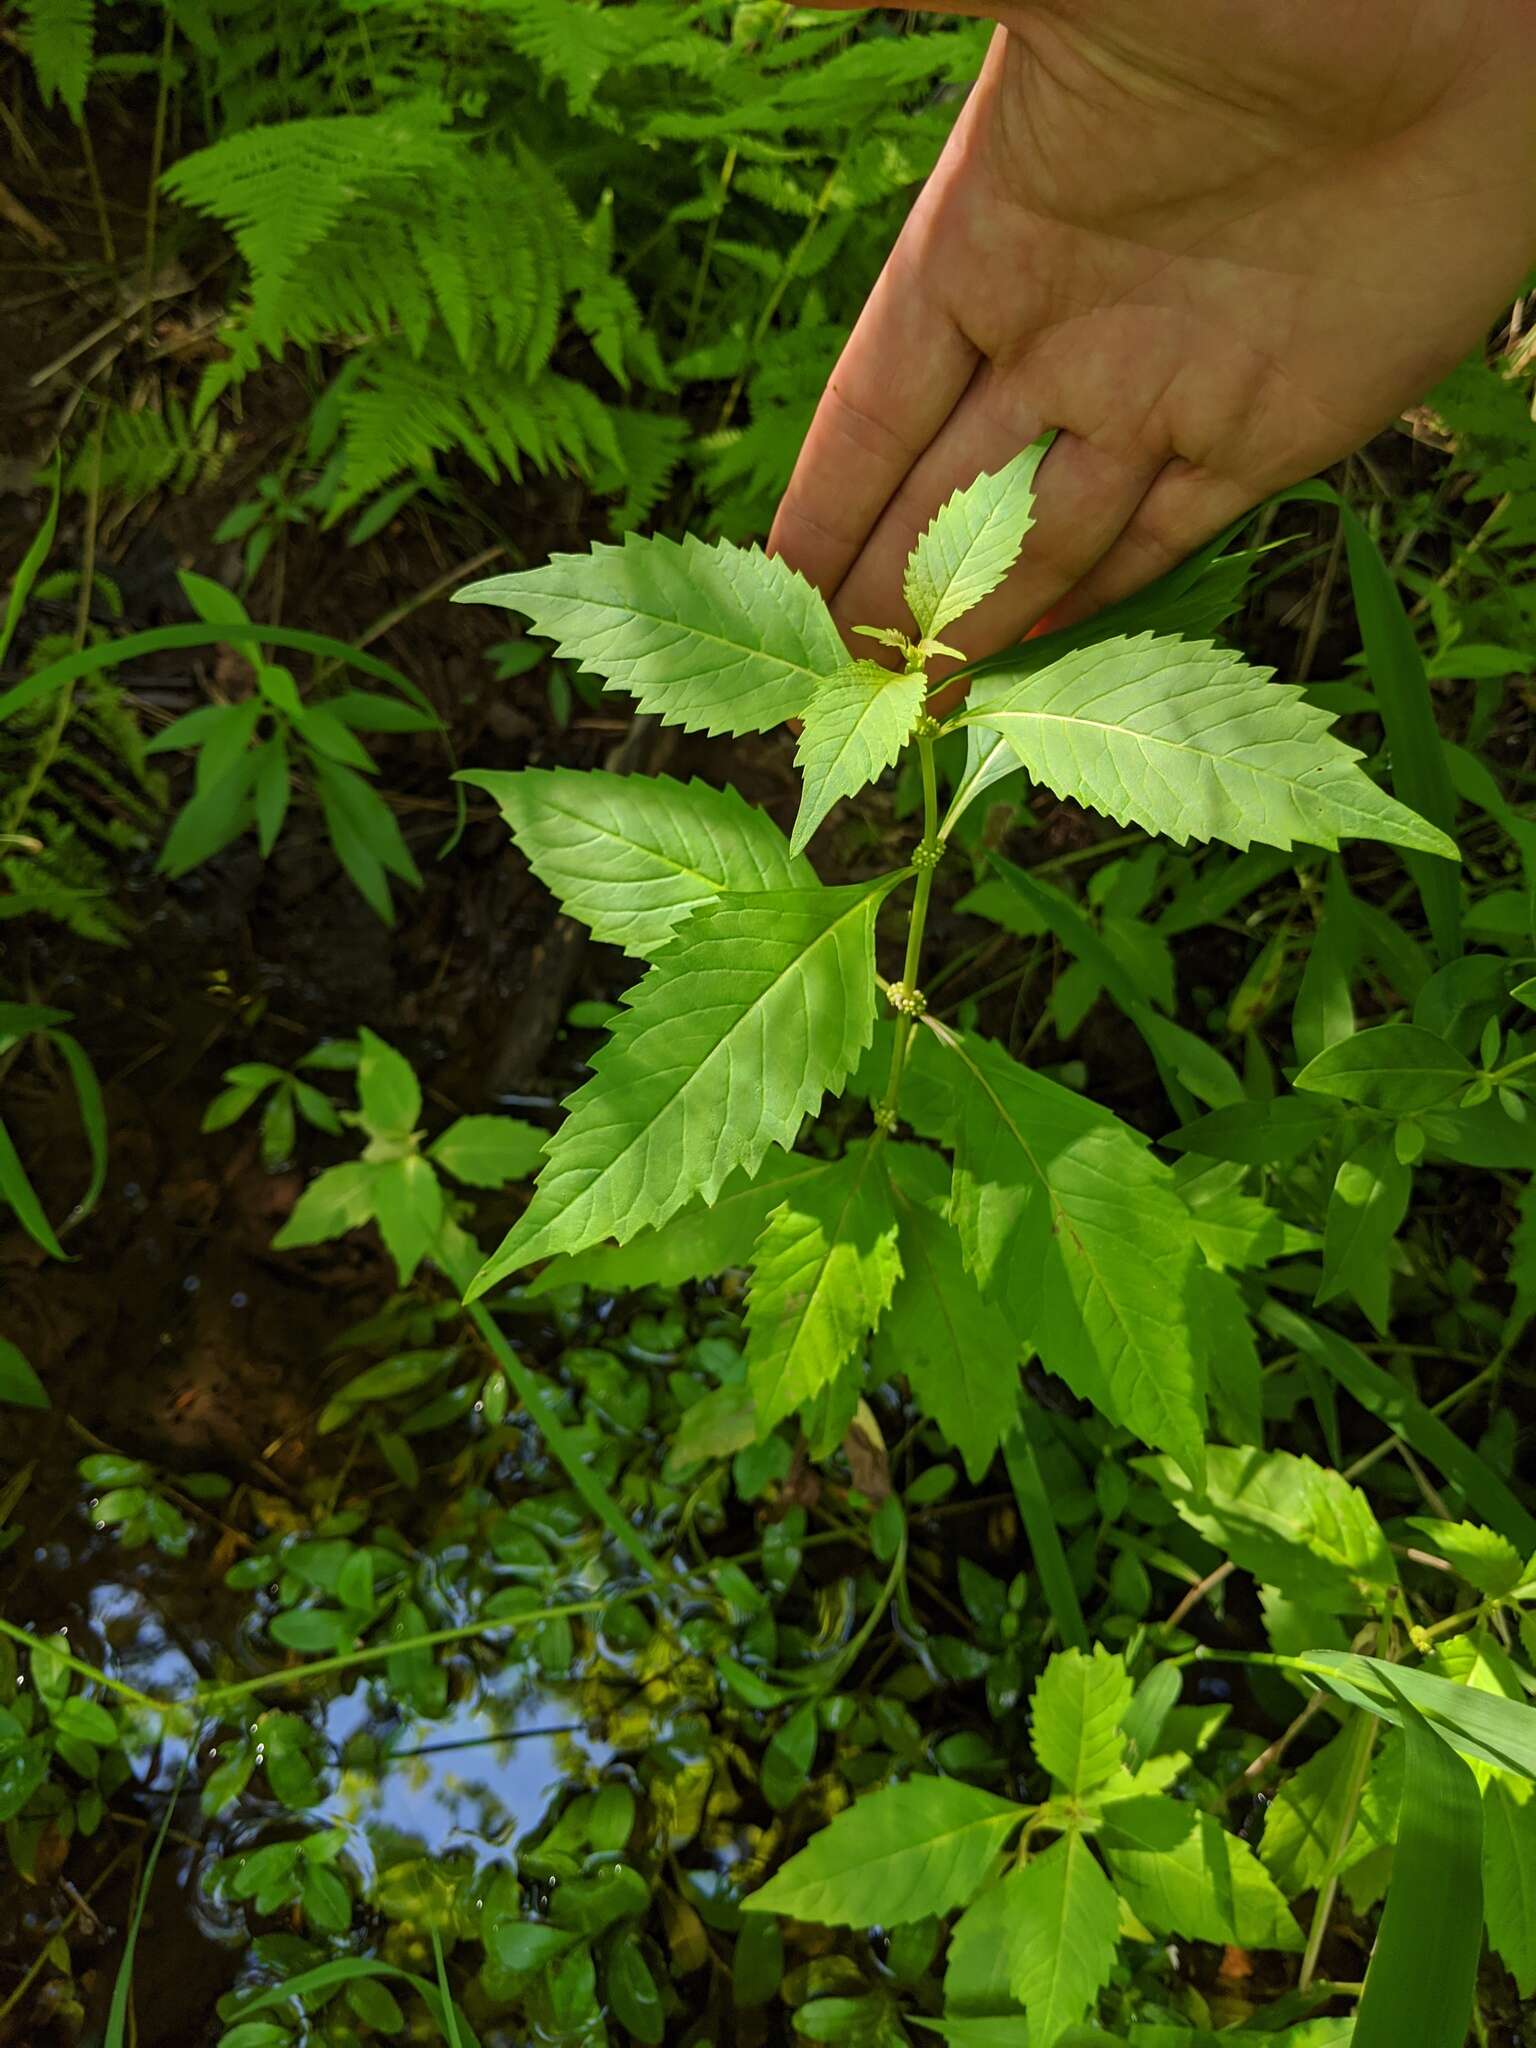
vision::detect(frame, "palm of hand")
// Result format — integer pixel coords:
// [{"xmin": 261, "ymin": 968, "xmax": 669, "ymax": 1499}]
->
[{"xmin": 771, "ymin": 2, "xmax": 1536, "ymax": 659}]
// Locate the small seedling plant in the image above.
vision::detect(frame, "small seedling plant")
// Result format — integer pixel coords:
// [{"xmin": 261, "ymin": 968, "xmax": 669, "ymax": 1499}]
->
[{"xmin": 453, "ymin": 439, "xmax": 1456, "ymax": 1489}]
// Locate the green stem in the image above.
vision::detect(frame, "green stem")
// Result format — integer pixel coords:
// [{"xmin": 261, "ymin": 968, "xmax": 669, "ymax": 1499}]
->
[
  {"xmin": 0, "ymin": 1599, "xmax": 613, "ymax": 1720},
  {"xmin": 464, "ymin": 1298, "xmax": 679, "ymax": 1587},
  {"xmin": 0, "ymin": 1617, "xmax": 163, "ymax": 1713},
  {"xmin": 1300, "ymin": 1706, "xmax": 1378, "ymax": 1989},
  {"xmin": 879, "ymin": 735, "xmax": 938, "ymax": 1120},
  {"xmin": 1004, "ymin": 1422, "xmax": 1088, "ymax": 1651},
  {"xmin": 199, "ymin": 1600, "xmax": 610, "ymax": 1709}
]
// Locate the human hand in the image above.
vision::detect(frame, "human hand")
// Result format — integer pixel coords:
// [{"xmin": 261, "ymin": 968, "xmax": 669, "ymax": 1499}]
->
[{"xmin": 770, "ymin": 2, "xmax": 1536, "ymax": 667}]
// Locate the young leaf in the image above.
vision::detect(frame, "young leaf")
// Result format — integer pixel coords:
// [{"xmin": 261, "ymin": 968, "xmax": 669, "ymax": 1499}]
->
[
  {"xmin": 1030, "ymin": 1647, "xmax": 1133, "ymax": 1798},
  {"xmin": 371, "ymin": 1157, "xmax": 444, "ymax": 1284},
  {"xmin": 958, "ymin": 633, "xmax": 1459, "ymax": 858},
  {"xmin": 872, "ymin": 1154, "xmax": 1020, "ymax": 1482},
  {"xmin": 1405, "ymin": 1518, "xmax": 1524, "ymax": 1599},
  {"xmin": 459, "ymin": 768, "xmax": 812, "ymax": 959},
  {"xmin": 903, "ymin": 440, "xmax": 1048, "ymax": 642},
  {"xmin": 1351, "ymin": 1690, "xmax": 1483, "ymax": 2048},
  {"xmin": 746, "ymin": 1144, "xmax": 902, "ymax": 1429},
  {"xmin": 1482, "ymin": 1777, "xmax": 1536, "ymax": 1997},
  {"xmin": 1150, "ymin": 1447, "xmax": 1398, "ymax": 1615},
  {"xmin": 357, "ymin": 1028, "xmax": 421, "ymax": 1135},
  {"xmin": 791, "ymin": 663, "xmax": 925, "ymax": 855},
  {"xmin": 1316, "ymin": 1135, "xmax": 1410, "ymax": 1333},
  {"xmin": 918, "ymin": 1027, "xmax": 1206, "ymax": 1481},
  {"xmin": 467, "ymin": 879, "xmax": 900, "ymax": 1292},
  {"xmin": 1006, "ymin": 1834, "xmax": 1119, "ymax": 2047},
  {"xmin": 743, "ymin": 1777, "xmax": 1025, "ymax": 1928},
  {"xmin": 1292, "ymin": 1023, "xmax": 1473, "ymax": 1114},
  {"xmin": 272, "ymin": 1162, "xmax": 379, "ymax": 1250},
  {"xmin": 428, "ymin": 1116, "xmax": 547, "ymax": 1188},
  {"xmin": 527, "ymin": 1153, "xmax": 835, "ymax": 1296},
  {"xmin": 1100, "ymin": 1795, "xmax": 1303, "ymax": 1951},
  {"xmin": 455, "ymin": 534, "xmax": 846, "ymax": 737}
]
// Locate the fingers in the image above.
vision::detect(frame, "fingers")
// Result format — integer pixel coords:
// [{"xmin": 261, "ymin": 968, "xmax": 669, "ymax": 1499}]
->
[
  {"xmin": 767, "ymin": 246, "xmax": 978, "ymax": 604},
  {"xmin": 827, "ymin": 371, "xmax": 1167, "ymax": 670},
  {"xmin": 1035, "ymin": 459, "xmax": 1261, "ymax": 635}
]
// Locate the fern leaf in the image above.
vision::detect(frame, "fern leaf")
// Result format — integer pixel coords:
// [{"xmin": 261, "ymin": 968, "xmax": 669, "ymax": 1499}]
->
[{"xmin": 20, "ymin": 0, "xmax": 95, "ymax": 122}]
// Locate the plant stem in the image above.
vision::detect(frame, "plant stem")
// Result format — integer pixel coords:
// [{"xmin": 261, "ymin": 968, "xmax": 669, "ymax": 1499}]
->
[
  {"xmin": 0, "ymin": 1617, "xmax": 163, "ymax": 1713},
  {"xmin": 464, "ymin": 1298, "xmax": 679, "ymax": 1587},
  {"xmin": 1300, "ymin": 1706, "xmax": 1378, "ymax": 1988},
  {"xmin": 879, "ymin": 735, "xmax": 938, "ymax": 1120},
  {"xmin": 199, "ymin": 1599, "xmax": 609, "ymax": 1709}
]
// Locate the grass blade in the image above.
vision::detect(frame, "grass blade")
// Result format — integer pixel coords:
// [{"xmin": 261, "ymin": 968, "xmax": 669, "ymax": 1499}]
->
[
  {"xmin": 1279, "ymin": 482, "xmax": 1460, "ymax": 960},
  {"xmin": 431, "ymin": 1928, "xmax": 464, "ymax": 2048},
  {"xmin": 0, "ymin": 1113, "xmax": 68, "ymax": 1259},
  {"xmin": 1352, "ymin": 1681, "xmax": 1482, "ymax": 2048},
  {"xmin": 1261, "ymin": 1301, "xmax": 1536, "ymax": 1552},
  {"xmin": 0, "ymin": 452, "xmax": 60, "ymax": 670},
  {"xmin": 105, "ymin": 1744, "xmax": 191, "ymax": 2048},
  {"xmin": 48, "ymin": 1029, "xmax": 108, "ymax": 1225},
  {"xmin": 1003, "ymin": 1420, "xmax": 1088, "ymax": 1652},
  {"xmin": 0, "ymin": 621, "xmax": 434, "ymax": 725}
]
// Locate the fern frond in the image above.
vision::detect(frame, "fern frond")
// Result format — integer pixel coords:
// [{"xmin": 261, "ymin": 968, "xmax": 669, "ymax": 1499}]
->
[
  {"xmin": 19, "ymin": 0, "xmax": 95, "ymax": 122},
  {"xmin": 332, "ymin": 344, "xmax": 621, "ymax": 507},
  {"xmin": 162, "ymin": 103, "xmax": 458, "ymax": 295},
  {"xmin": 592, "ymin": 410, "xmax": 689, "ymax": 531},
  {"xmin": 68, "ymin": 397, "xmax": 233, "ymax": 501}
]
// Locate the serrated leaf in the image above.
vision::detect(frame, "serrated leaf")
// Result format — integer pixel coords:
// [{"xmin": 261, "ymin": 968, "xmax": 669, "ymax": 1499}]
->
[
  {"xmin": 1151, "ymin": 1446, "xmax": 1397, "ymax": 1614},
  {"xmin": 1100, "ymin": 1795, "xmax": 1303, "ymax": 1950},
  {"xmin": 903, "ymin": 441, "xmax": 1047, "ymax": 641},
  {"xmin": 872, "ymin": 1153, "xmax": 1020, "ymax": 1482},
  {"xmin": 468, "ymin": 879, "xmax": 900, "ymax": 1291},
  {"xmin": 528, "ymin": 1152, "xmax": 834, "ymax": 1295},
  {"xmin": 427, "ymin": 1115, "xmax": 546, "ymax": 1188},
  {"xmin": 959, "ymin": 633, "xmax": 1458, "ymax": 858},
  {"xmin": 743, "ymin": 1777, "xmax": 1024, "ymax": 1928},
  {"xmin": 1030, "ymin": 1647, "xmax": 1134, "ymax": 1797},
  {"xmin": 791, "ymin": 663, "xmax": 925, "ymax": 855},
  {"xmin": 1006, "ymin": 1834, "xmax": 1119, "ymax": 2046},
  {"xmin": 917, "ymin": 1027, "xmax": 1205, "ymax": 1481},
  {"xmin": 1406, "ymin": 1517, "xmax": 1524, "ymax": 1598},
  {"xmin": 460, "ymin": 767, "xmax": 812, "ymax": 958},
  {"xmin": 745, "ymin": 1145, "xmax": 901, "ymax": 1429},
  {"xmin": 456, "ymin": 533, "xmax": 845, "ymax": 736}
]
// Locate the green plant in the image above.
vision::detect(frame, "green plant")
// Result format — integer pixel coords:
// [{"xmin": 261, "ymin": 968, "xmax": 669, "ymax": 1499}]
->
[
  {"xmin": 0, "ymin": 1001, "xmax": 106, "ymax": 1268},
  {"xmin": 144, "ymin": 572, "xmax": 442, "ymax": 921},
  {"xmin": 450, "ymin": 444, "xmax": 1453, "ymax": 1493},
  {"xmin": 22, "ymin": 3, "xmax": 985, "ymax": 541},
  {"xmin": 743, "ymin": 1572, "xmax": 1536, "ymax": 2047},
  {"xmin": 202, "ymin": 1042, "xmax": 353, "ymax": 1169},
  {"xmin": 269, "ymin": 1026, "xmax": 546, "ymax": 1288}
]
